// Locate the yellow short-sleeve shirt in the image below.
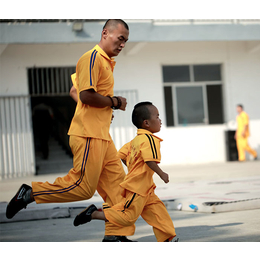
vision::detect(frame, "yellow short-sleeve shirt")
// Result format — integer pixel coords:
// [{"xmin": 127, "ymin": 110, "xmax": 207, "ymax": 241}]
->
[
  {"xmin": 118, "ymin": 129, "xmax": 163, "ymax": 196},
  {"xmin": 68, "ymin": 45, "xmax": 116, "ymax": 141},
  {"xmin": 236, "ymin": 111, "xmax": 250, "ymax": 138}
]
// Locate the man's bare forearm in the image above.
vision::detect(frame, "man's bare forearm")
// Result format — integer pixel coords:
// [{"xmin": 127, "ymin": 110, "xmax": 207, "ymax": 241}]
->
[{"xmin": 80, "ymin": 89, "xmax": 116, "ymax": 108}]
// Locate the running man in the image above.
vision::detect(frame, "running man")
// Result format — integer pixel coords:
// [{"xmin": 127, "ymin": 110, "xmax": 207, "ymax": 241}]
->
[{"xmin": 6, "ymin": 19, "xmax": 134, "ymax": 242}]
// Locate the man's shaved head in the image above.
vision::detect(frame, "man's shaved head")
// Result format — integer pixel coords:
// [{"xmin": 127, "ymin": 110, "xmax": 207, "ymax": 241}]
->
[{"xmin": 103, "ymin": 19, "xmax": 129, "ymax": 32}]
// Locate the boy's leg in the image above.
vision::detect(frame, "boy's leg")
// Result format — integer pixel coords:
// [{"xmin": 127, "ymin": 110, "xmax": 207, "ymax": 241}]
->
[
  {"xmin": 97, "ymin": 141, "xmax": 136, "ymax": 236},
  {"xmin": 102, "ymin": 191, "xmax": 146, "ymax": 236},
  {"xmin": 141, "ymin": 191, "xmax": 176, "ymax": 242}
]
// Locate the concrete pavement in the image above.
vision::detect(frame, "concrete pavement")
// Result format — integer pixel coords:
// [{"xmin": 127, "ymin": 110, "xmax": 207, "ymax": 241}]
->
[{"xmin": 1, "ymin": 160, "xmax": 259, "ymax": 223}]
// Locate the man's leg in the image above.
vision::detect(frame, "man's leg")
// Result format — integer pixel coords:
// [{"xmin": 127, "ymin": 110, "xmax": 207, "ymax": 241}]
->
[
  {"xmin": 141, "ymin": 191, "xmax": 176, "ymax": 242},
  {"xmin": 97, "ymin": 140, "xmax": 135, "ymax": 237},
  {"xmin": 236, "ymin": 137, "xmax": 246, "ymax": 161},
  {"xmin": 6, "ymin": 136, "xmax": 106, "ymax": 218},
  {"xmin": 244, "ymin": 138, "xmax": 257, "ymax": 158}
]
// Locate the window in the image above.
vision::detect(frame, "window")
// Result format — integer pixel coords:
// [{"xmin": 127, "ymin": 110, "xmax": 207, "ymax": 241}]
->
[
  {"xmin": 28, "ymin": 66, "xmax": 76, "ymax": 96},
  {"xmin": 163, "ymin": 64, "xmax": 223, "ymax": 126}
]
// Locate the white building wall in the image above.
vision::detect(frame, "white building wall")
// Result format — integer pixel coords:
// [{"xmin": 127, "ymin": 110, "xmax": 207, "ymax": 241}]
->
[{"xmin": 1, "ymin": 41, "xmax": 259, "ymax": 167}]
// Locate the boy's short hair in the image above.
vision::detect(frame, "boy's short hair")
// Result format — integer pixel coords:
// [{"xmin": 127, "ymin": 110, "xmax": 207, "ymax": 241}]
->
[{"xmin": 132, "ymin": 102, "xmax": 153, "ymax": 128}]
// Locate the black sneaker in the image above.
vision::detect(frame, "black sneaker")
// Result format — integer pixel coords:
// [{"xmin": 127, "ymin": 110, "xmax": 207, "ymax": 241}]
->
[
  {"xmin": 102, "ymin": 236, "xmax": 136, "ymax": 242},
  {"xmin": 6, "ymin": 184, "xmax": 32, "ymax": 219},
  {"xmin": 165, "ymin": 237, "xmax": 179, "ymax": 242},
  {"xmin": 102, "ymin": 236, "xmax": 121, "ymax": 242},
  {"xmin": 73, "ymin": 204, "xmax": 97, "ymax": 226}
]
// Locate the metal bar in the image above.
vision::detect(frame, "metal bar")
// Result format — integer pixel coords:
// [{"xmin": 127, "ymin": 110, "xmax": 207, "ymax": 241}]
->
[
  {"xmin": 4, "ymin": 98, "xmax": 13, "ymax": 178},
  {"xmin": 24, "ymin": 97, "xmax": 35, "ymax": 175},
  {"xmin": 60, "ymin": 67, "xmax": 65, "ymax": 93},
  {"xmin": 41, "ymin": 68, "xmax": 45, "ymax": 94},
  {"xmin": 51, "ymin": 68, "xmax": 55, "ymax": 94},
  {"xmin": 19, "ymin": 97, "xmax": 28, "ymax": 176},
  {"xmin": 36, "ymin": 68, "xmax": 40, "ymax": 95},
  {"xmin": 55, "ymin": 68, "xmax": 60, "ymax": 94},
  {"xmin": 0, "ymin": 99, "xmax": 8, "ymax": 179},
  {"xmin": 15, "ymin": 97, "xmax": 23, "ymax": 177},
  {"xmin": 46, "ymin": 68, "xmax": 50, "ymax": 94},
  {"xmin": 9, "ymin": 98, "xmax": 18, "ymax": 178}
]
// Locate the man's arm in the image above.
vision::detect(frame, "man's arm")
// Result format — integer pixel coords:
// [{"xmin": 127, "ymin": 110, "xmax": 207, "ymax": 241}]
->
[
  {"xmin": 242, "ymin": 124, "xmax": 248, "ymax": 138},
  {"xmin": 146, "ymin": 161, "xmax": 169, "ymax": 183},
  {"xmin": 80, "ymin": 89, "xmax": 127, "ymax": 110},
  {"xmin": 70, "ymin": 86, "xmax": 78, "ymax": 103}
]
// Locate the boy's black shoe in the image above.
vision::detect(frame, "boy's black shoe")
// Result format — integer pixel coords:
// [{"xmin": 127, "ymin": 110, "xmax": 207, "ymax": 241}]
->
[
  {"xmin": 118, "ymin": 236, "xmax": 136, "ymax": 242},
  {"xmin": 73, "ymin": 204, "xmax": 97, "ymax": 226},
  {"xmin": 102, "ymin": 236, "xmax": 136, "ymax": 242},
  {"xmin": 6, "ymin": 184, "xmax": 32, "ymax": 219}
]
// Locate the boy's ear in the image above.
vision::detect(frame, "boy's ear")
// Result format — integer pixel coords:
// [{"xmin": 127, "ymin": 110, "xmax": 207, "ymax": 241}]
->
[{"xmin": 143, "ymin": 119, "xmax": 150, "ymax": 128}]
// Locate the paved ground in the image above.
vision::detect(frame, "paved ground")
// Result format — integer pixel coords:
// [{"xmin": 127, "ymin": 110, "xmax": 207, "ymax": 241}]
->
[
  {"xmin": 1, "ymin": 208, "xmax": 260, "ymax": 242},
  {"xmin": 0, "ymin": 161, "xmax": 259, "ymax": 248}
]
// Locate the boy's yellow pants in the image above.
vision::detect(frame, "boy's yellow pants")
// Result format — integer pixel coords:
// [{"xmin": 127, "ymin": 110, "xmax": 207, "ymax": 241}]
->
[
  {"xmin": 103, "ymin": 189, "xmax": 176, "ymax": 242},
  {"xmin": 236, "ymin": 137, "xmax": 257, "ymax": 161},
  {"xmin": 32, "ymin": 135, "xmax": 133, "ymax": 236}
]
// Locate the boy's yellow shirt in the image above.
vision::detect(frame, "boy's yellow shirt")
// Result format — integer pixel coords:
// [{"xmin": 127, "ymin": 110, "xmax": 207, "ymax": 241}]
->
[
  {"xmin": 118, "ymin": 129, "xmax": 163, "ymax": 196},
  {"xmin": 68, "ymin": 45, "xmax": 116, "ymax": 141}
]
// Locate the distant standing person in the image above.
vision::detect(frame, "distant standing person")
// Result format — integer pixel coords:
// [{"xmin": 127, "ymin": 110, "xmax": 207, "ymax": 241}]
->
[{"xmin": 234, "ymin": 104, "xmax": 257, "ymax": 161}]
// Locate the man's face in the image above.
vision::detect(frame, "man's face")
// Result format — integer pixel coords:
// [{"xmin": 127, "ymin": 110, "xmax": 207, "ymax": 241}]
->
[
  {"xmin": 146, "ymin": 105, "xmax": 162, "ymax": 133},
  {"xmin": 236, "ymin": 106, "xmax": 242, "ymax": 114},
  {"xmin": 103, "ymin": 23, "xmax": 129, "ymax": 57}
]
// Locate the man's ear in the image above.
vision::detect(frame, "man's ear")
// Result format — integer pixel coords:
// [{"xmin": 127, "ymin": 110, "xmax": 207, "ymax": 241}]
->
[{"xmin": 102, "ymin": 29, "xmax": 108, "ymax": 39}]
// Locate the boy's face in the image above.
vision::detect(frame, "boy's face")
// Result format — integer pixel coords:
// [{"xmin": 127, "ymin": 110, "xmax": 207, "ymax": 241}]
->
[{"xmin": 145, "ymin": 105, "xmax": 162, "ymax": 133}]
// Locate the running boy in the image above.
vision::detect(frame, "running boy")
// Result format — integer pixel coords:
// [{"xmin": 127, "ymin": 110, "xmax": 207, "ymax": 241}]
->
[{"xmin": 73, "ymin": 102, "xmax": 177, "ymax": 242}]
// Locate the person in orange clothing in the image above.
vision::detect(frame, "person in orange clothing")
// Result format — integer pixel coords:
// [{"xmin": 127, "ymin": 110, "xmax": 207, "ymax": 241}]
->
[
  {"xmin": 6, "ymin": 19, "xmax": 134, "ymax": 242},
  {"xmin": 73, "ymin": 102, "xmax": 178, "ymax": 242},
  {"xmin": 234, "ymin": 104, "xmax": 257, "ymax": 161}
]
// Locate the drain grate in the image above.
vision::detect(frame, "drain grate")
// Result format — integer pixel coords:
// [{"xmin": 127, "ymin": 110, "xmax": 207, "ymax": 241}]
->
[{"xmin": 203, "ymin": 197, "xmax": 260, "ymax": 206}]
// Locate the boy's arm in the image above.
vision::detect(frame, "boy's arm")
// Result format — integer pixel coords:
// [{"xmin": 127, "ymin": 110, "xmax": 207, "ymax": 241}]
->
[
  {"xmin": 118, "ymin": 141, "xmax": 131, "ymax": 166},
  {"xmin": 146, "ymin": 161, "xmax": 169, "ymax": 183}
]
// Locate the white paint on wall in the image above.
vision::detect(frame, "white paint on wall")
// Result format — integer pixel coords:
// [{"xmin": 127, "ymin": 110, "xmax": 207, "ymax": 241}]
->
[{"xmin": 1, "ymin": 41, "xmax": 259, "ymax": 166}]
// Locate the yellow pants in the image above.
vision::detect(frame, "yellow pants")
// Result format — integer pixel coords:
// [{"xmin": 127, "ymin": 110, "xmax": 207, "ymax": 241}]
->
[
  {"xmin": 32, "ymin": 135, "xmax": 133, "ymax": 236},
  {"xmin": 103, "ymin": 189, "xmax": 176, "ymax": 242},
  {"xmin": 236, "ymin": 137, "xmax": 257, "ymax": 161}
]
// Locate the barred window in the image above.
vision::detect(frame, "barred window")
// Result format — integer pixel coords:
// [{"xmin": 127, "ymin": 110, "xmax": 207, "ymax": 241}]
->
[{"xmin": 163, "ymin": 64, "xmax": 224, "ymax": 126}]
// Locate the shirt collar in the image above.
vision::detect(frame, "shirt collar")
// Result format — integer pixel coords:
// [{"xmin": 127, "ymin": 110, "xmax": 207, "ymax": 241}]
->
[
  {"xmin": 137, "ymin": 129, "xmax": 163, "ymax": 141},
  {"xmin": 94, "ymin": 44, "xmax": 115, "ymax": 63}
]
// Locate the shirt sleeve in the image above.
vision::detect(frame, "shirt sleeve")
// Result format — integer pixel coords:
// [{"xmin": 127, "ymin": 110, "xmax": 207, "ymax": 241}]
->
[
  {"xmin": 77, "ymin": 50, "xmax": 100, "ymax": 93},
  {"xmin": 140, "ymin": 135, "xmax": 161, "ymax": 163},
  {"xmin": 118, "ymin": 142, "xmax": 131, "ymax": 161},
  {"xmin": 71, "ymin": 73, "xmax": 78, "ymax": 91},
  {"xmin": 242, "ymin": 112, "xmax": 249, "ymax": 125}
]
